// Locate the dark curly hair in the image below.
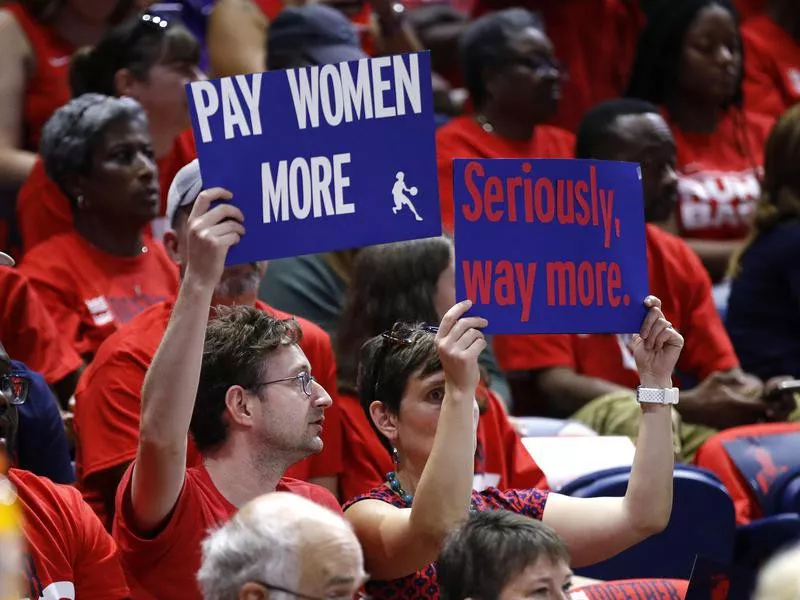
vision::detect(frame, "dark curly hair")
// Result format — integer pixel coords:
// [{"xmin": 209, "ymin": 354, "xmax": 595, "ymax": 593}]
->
[{"xmin": 190, "ymin": 305, "xmax": 302, "ymax": 454}]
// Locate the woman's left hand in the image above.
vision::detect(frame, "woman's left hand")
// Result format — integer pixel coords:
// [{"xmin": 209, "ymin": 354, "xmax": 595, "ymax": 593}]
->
[{"xmin": 629, "ymin": 296, "xmax": 684, "ymax": 388}]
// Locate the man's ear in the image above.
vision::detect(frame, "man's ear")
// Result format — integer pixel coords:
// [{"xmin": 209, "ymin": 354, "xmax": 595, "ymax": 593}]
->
[
  {"xmin": 369, "ymin": 400, "xmax": 399, "ymax": 444},
  {"xmin": 238, "ymin": 582, "xmax": 268, "ymax": 600},
  {"xmin": 225, "ymin": 386, "xmax": 254, "ymax": 428}
]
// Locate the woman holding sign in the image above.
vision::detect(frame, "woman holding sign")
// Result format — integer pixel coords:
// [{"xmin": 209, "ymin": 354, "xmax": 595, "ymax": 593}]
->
[
  {"xmin": 334, "ymin": 236, "xmax": 543, "ymax": 501},
  {"xmin": 344, "ymin": 296, "xmax": 679, "ymax": 599}
]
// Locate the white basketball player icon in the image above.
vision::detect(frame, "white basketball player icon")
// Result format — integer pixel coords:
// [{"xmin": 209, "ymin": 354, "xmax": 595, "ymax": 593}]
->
[{"xmin": 391, "ymin": 171, "xmax": 423, "ymax": 221}]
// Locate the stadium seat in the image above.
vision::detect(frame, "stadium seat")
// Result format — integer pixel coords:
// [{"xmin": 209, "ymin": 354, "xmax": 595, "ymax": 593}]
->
[{"xmin": 561, "ymin": 465, "xmax": 736, "ymax": 580}]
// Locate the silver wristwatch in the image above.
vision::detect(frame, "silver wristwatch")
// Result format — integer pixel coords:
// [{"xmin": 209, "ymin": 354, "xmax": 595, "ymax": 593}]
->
[{"xmin": 636, "ymin": 386, "xmax": 680, "ymax": 405}]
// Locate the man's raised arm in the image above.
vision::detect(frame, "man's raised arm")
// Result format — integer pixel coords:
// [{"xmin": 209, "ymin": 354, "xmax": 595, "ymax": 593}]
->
[{"xmin": 131, "ymin": 188, "xmax": 244, "ymax": 533}]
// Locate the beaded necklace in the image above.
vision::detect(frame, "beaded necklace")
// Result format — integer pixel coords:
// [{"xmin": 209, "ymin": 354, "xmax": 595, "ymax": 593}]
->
[{"xmin": 385, "ymin": 471, "xmax": 480, "ymax": 512}]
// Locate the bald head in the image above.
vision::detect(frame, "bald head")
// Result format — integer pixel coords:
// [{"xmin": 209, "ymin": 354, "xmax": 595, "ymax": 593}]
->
[{"xmin": 198, "ymin": 493, "xmax": 365, "ymax": 600}]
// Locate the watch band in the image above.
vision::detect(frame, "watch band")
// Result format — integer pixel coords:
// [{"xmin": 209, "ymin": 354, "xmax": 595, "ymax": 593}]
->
[{"xmin": 636, "ymin": 386, "xmax": 680, "ymax": 405}]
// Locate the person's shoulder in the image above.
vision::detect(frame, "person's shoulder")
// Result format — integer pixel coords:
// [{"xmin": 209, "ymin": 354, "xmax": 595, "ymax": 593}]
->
[
  {"xmin": 436, "ymin": 116, "xmax": 482, "ymax": 145},
  {"xmin": 645, "ymin": 224, "xmax": 703, "ymax": 273},
  {"xmin": 10, "ymin": 467, "xmax": 83, "ymax": 511},
  {"xmin": 737, "ymin": 108, "xmax": 776, "ymax": 138},
  {"xmin": 758, "ymin": 221, "xmax": 800, "ymax": 254},
  {"xmin": 277, "ymin": 477, "xmax": 342, "ymax": 512},
  {"xmin": 18, "ymin": 233, "xmax": 82, "ymax": 281},
  {"xmin": 537, "ymin": 124, "xmax": 576, "ymax": 144},
  {"xmin": 81, "ymin": 300, "xmax": 171, "ymax": 374},
  {"xmin": 740, "ymin": 14, "xmax": 779, "ymax": 42}
]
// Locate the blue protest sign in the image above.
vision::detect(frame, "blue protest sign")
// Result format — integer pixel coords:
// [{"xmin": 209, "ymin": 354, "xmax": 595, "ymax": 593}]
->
[
  {"xmin": 453, "ymin": 159, "xmax": 649, "ymax": 334},
  {"xmin": 186, "ymin": 52, "xmax": 441, "ymax": 264}
]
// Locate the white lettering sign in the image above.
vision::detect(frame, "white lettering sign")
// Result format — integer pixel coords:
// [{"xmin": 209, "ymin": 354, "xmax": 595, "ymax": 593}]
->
[{"xmin": 262, "ymin": 153, "xmax": 354, "ymax": 223}]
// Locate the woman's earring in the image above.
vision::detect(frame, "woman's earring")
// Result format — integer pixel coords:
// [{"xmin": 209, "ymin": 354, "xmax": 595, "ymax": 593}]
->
[
  {"xmin": 77, "ymin": 195, "xmax": 86, "ymax": 210},
  {"xmin": 391, "ymin": 446, "xmax": 400, "ymax": 466}
]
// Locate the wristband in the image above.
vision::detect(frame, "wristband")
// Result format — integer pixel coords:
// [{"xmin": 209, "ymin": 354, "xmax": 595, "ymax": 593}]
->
[{"xmin": 636, "ymin": 386, "xmax": 679, "ymax": 405}]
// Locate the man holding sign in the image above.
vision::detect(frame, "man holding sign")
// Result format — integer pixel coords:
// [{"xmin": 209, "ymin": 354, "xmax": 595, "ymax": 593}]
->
[
  {"xmin": 112, "ymin": 187, "xmax": 340, "ymax": 599},
  {"xmin": 491, "ymin": 99, "xmax": 798, "ymax": 460}
]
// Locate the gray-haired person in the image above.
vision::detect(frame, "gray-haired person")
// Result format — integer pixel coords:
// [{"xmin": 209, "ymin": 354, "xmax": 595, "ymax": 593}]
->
[
  {"xmin": 198, "ymin": 492, "xmax": 367, "ymax": 600},
  {"xmin": 438, "ymin": 510, "xmax": 572, "ymax": 600},
  {"xmin": 20, "ymin": 93, "xmax": 179, "ymax": 362}
]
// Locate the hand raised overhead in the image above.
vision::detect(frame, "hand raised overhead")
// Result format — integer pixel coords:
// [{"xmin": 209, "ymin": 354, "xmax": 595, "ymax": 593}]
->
[{"xmin": 185, "ymin": 187, "xmax": 245, "ymax": 287}]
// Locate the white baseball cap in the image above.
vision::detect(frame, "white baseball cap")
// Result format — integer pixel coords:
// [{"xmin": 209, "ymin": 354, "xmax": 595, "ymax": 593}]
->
[
  {"xmin": 166, "ymin": 159, "xmax": 203, "ymax": 227},
  {"xmin": 0, "ymin": 251, "xmax": 15, "ymax": 267}
]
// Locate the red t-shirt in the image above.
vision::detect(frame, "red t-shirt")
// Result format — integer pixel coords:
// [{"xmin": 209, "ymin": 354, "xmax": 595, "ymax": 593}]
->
[
  {"xmin": 252, "ymin": 0, "xmax": 284, "ymax": 19},
  {"xmin": 2, "ymin": 3, "xmax": 73, "ymax": 152},
  {"xmin": 20, "ymin": 232, "xmax": 180, "ymax": 360},
  {"xmin": 113, "ymin": 461, "xmax": 340, "ymax": 600},
  {"xmin": 436, "ymin": 116, "xmax": 575, "ymax": 232},
  {"xmin": 17, "ymin": 131, "xmax": 196, "ymax": 256},
  {"xmin": 735, "ymin": 0, "xmax": 766, "ymax": 21},
  {"xmin": 337, "ymin": 386, "xmax": 546, "ymax": 502},
  {"xmin": 11, "ymin": 468, "xmax": 130, "ymax": 600},
  {"xmin": 74, "ymin": 299, "xmax": 342, "ymax": 528},
  {"xmin": 667, "ymin": 108, "xmax": 773, "ymax": 241},
  {"xmin": 493, "ymin": 225, "xmax": 739, "ymax": 390},
  {"xmin": 742, "ymin": 16, "xmax": 800, "ymax": 121},
  {"xmin": 0, "ymin": 266, "xmax": 82, "ymax": 385}
]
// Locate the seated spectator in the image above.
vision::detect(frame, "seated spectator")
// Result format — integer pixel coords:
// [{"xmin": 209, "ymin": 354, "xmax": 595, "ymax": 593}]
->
[
  {"xmin": 0, "ymin": 0, "xmax": 134, "ymax": 255},
  {"xmin": 0, "ymin": 338, "xmax": 129, "ymax": 598},
  {"xmin": 19, "ymin": 94, "xmax": 179, "ymax": 362},
  {"xmin": 436, "ymin": 8, "xmax": 573, "ymax": 232},
  {"xmin": 728, "ymin": 105, "xmax": 800, "ymax": 379},
  {"xmin": 627, "ymin": 0, "xmax": 774, "ymax": 283},
  {"xmin": 742, "ymin": 1, "xmax": 800, "ymax": 121},
  {"xmin": 112, "ymin": 187, "xmax": 339, "ymax": 599},
  {"xmin": 437, "ymin": 510, "xmax": 572, "ymax": 600},
  {"xmin": 12, "ymin": 359, "xmax": 74, "ymax": 485},
  {"xmin": 753, "ymin": 542, "xmax": 800, "ymax": 600},
  {"xmin": 335, "ymin": 237, "xmax": 542, "ymax": 501},
  {"xmin": 471, "ymin": 0, "xmax": 644, "ymax": 133},
  {"xmin": 0, "ymin": 260, "xmax": 82, "ymax": 407},
  {"xmin": 344, "ymin": 298, "xmax": 677, "ymax": 599},
  {"xmin": 17, "ymin": 10, "xmax": 200, "ymax": 254},
  {"xmin": 494, "ymin": 99, "xmax": 795, "ymax": 460},
  {"xmin": 74, "ymin": 159, "xmax": 341, "ymax": 528},
  {"xmin": 198, "ymin": 492, "xmax": 366, "ymax": 600}
]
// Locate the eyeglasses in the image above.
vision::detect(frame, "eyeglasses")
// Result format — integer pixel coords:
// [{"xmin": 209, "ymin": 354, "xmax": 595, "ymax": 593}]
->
[
  {"xmin": 253, "ymin": 581, "xmax": 371, "ymax": 600},
  {"xmin": 506, "ymin": 55, "xmax": 568, "ymax": 79},
  {"xmin": 0, "ymin": 372, "xmax": 31, "ymax": 406},
  {"xmin": 253, "ymin": 371, "xmax": 316, "ymax": 397}
]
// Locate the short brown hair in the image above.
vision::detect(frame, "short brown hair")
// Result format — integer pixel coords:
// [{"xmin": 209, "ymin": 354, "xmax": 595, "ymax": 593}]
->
[
  {"xmin": 356, "ymin": 325, "xmax": 441, "ymax": 454},
  {"xmin": 190, "ymin": 305, "xmax": 302, "ymax": 453},
  {"xmin": 437, "ymin": 510, "xmax": 570, "ymax": 600}
]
